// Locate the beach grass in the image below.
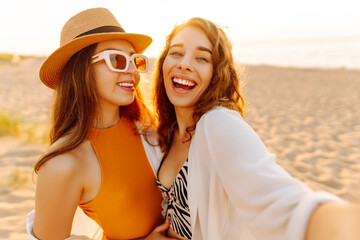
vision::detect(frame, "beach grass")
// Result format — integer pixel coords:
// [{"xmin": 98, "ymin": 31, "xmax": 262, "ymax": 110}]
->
[
  {"xmin": 8, "ymin": 168, "xmax": 30, "ymax": 189},
  {"xmin": 0, "ymin": 112, "xmax": 49, "ymax": 143},
  {"xmin": 0, "ymin": 53, "xmax": 35, "ymax": 66},
  {"xmin": 0, "ymin": 112, "xmax": 20, "ymax": 137},
  {"xmin": 0, "ymin": 53, "xmax": 14, "ymax": 62},
  {"xmin": 0, "ymin": 168, "xmax": 31, "ymax": 194}
]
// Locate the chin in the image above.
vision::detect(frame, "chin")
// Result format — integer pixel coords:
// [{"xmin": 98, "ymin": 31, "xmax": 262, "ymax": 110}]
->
[
  {"xmin": 117, "ymin": 97, "xmax": 135, "ymax": 106},
  {"xmin": 169, "ymin": 96, "xmax": 198, "ymax": 108},
  {"xmin": 170, "ymin": 101, "xmax": 195, "ymax": 109}
]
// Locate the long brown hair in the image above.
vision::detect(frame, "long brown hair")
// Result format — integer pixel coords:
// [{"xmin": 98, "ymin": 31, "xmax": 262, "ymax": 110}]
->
[
  {"xmin": 153, "ymin": 17, "xmax": 245, "ymax": 156},
  {"xmin": 34, "ymin": 44, "xmax": 154, "ymax": 173}
]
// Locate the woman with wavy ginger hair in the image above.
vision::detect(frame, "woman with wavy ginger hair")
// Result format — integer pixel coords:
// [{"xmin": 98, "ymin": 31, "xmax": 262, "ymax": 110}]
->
[
  {"xmin": 154, "ymin": 17, "xmax": 244, "ymax": 156},
  {"xmin": 153, "ymin": 17, "xmax": 360, "ymax": 240}
]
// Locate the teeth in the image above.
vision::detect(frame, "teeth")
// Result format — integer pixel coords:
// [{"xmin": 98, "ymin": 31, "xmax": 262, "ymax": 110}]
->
[
  {"xmin": 173, "ymin": 78, "xmax": 195, "ymax": 87},
  {"xmin": 118, "ymin": 82, "xmax": 134, "ymax": 87}
]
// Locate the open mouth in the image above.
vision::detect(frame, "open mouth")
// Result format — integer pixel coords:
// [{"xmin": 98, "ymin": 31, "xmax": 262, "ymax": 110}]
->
[
  {"xmin": 117, "ymin": 82, "xmax": 135, "ymax": 91},
  {"xmin": 172, "ymin": 77, "xmax": 196, "ymax": 91}
]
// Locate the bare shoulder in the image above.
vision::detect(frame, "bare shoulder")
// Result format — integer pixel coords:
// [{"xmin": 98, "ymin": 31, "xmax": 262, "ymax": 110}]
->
[
  {"xmin": 37, "ymin": 139, "xmax": 94, "ymax": 183},
  {"xmin": 34, "ymin": 139, "xmax": 95, "ymax": 239}
]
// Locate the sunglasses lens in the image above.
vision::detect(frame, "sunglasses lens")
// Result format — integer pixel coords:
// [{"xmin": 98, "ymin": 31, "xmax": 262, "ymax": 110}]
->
[
  {"xmin": 134, "ymin": 57, "xmax": 147, "ymax": 71},
  {"xmin": 110, "ymin": 53, "xmax": 127, "ymax": 70}
]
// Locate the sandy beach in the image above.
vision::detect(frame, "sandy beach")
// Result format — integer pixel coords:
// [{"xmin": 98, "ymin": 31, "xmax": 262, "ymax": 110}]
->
[{"xmin": 0, "ymin": 57, "xmax": 360, "ymax": 239}]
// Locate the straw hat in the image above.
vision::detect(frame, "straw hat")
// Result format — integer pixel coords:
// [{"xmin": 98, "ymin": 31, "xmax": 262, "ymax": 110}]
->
[{"xmin": 40, "ymin": 7, "xmax": 152, "ymax": 89}]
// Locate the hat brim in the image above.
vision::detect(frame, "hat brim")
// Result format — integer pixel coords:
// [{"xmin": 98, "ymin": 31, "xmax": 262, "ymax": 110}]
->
[{"xmin": 40, "ymin": 32, "xmax": 152, "ymax": 89}]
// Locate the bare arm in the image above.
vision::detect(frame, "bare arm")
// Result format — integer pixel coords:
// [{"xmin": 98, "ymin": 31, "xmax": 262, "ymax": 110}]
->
[
  {"xmin": 306, "ymin": 202, "xmax": 360, "ymax": 240},
  {"xmin": 33, "ymin": 153, "xmax": 84, "ymax": 240}
]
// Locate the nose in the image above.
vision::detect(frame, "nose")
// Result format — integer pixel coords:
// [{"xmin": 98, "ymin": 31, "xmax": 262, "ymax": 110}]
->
[
  {"xmin": 178, "ymin": 56, "xmax": 193, "ymax": 71},
  {"xmin": 127, "ymin": 61, "xmax": 140, "ymax": 84},
  {"xmin": 126, "ymin": 60, "xmax": 137, "ymax": 74}
]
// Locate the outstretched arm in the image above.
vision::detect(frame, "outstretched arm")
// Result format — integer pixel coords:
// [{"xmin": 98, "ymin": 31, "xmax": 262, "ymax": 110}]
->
[
  {"xmin": 195, "ymin": 108, "xmax": 346, "ymax": 239},
  {"xmin": 305, "ymin": 202, "xmax": 360, "ymax": 240}
]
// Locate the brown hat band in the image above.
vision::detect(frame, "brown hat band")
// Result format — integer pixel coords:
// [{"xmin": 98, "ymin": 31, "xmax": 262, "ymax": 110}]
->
[{"xmin": 75, "ymin": 25, "xmax": 125, "ymax": 39}]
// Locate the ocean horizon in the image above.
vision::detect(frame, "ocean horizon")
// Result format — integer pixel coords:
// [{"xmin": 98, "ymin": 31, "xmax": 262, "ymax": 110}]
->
[
  {"xmin": 3, "ymin": 35, "xmax": 359, "ymax": 71},
  {"xmin": 232, "ymin": 35, "xmax": 360, "ymax": 70}
]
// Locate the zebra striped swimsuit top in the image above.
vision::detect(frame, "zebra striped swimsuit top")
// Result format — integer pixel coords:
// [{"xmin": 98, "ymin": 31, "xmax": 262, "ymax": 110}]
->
[{"xmin": 156, "ymin": 158, "xmax": 192, "ymax": 239}]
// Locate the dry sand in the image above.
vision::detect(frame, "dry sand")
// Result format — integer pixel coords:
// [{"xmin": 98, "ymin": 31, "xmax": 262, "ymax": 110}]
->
[{"xmin": 0, "ymin": 58, "xmax": 360, "ymax": 239}]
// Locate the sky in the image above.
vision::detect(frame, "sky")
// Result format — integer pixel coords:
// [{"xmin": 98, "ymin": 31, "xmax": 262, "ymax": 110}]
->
[{"xmin": 1, "ymin": 0, "xmax": 359, "ymax": 57}]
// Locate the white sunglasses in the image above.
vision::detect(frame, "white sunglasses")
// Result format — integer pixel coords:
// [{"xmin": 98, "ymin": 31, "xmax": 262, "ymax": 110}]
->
[{"xmin": 91, "ymin": 50, "xmax": 149, "ymax": 73}]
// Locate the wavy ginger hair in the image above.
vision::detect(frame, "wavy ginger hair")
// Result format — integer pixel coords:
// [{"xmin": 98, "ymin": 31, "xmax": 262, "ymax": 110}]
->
[
  {"xmin": 153, "ymin": 17, "xmax": 245, "ymax": 156},
  {"xmin": 34, "ymin": 43, "xmax": 154, "ymax": 173}
]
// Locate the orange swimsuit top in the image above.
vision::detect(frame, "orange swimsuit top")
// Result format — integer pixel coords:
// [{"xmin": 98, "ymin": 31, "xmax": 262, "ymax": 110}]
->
[{"xmin": 80, "ymin": 116, "xmax": 163, "ymax": 240}]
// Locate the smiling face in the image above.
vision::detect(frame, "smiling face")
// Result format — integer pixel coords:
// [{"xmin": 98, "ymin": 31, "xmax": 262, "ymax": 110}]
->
[
  {"xmin": 92, "ymin": 39, "xmax": 140, "ymax": 109},
  {"xmin": 162, "ymin": 26, "xmax": 213, "ymax": 111}
]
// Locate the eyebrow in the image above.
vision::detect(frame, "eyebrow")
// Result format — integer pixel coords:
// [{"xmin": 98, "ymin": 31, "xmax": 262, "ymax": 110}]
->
[{"xmin": 170, "ymin": 43, "xmax": 212, "ymax": 54}]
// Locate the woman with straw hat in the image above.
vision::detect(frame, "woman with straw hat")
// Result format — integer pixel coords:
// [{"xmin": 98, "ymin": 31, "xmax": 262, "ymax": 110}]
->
[{"xmin": 26, "ymin": 7, "xmax": 177, "ymax": 240}]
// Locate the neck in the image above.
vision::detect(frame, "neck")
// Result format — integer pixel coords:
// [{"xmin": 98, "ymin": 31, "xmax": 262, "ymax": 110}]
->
[
  {"xmin": 94, "ymin": 103, "xmax": 121, "ymax": 129},
  {"xmin": 174, "ymin": 106, "xmax": 195, "ymax": 141}
]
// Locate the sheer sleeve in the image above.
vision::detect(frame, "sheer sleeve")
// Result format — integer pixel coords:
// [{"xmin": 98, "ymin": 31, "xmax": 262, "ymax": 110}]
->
[{"xmin": 194, "ymin": 108, "xmax": 342, "ymax": 240}]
